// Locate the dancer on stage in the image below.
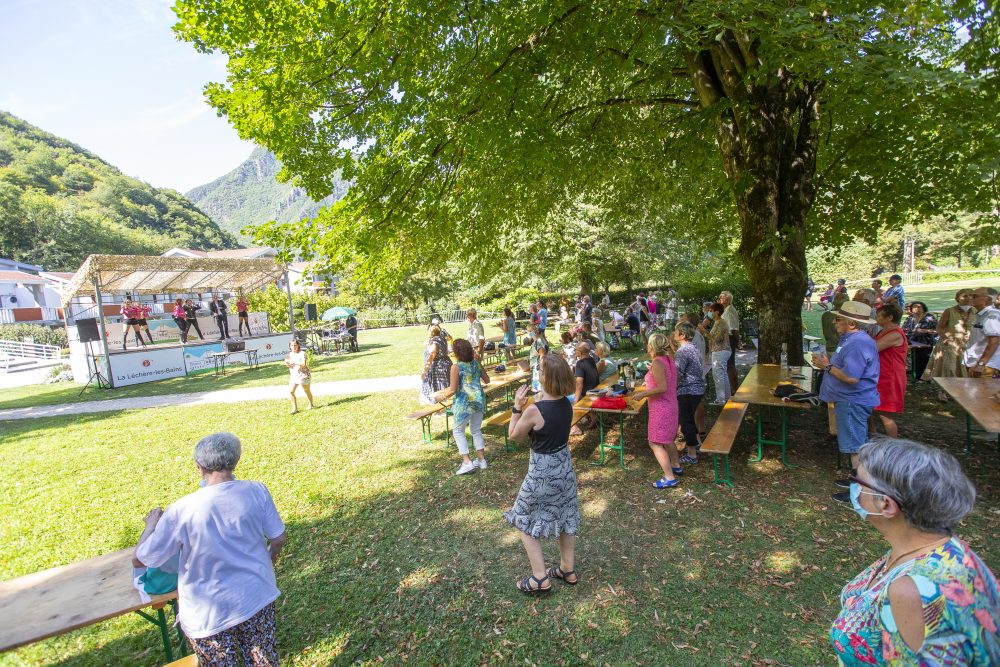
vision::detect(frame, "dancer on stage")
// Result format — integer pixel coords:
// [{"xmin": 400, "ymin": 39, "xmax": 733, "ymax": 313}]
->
[
  {"xmin": 136, "ymin": 300, "xmax": 155, "ymax": 345},
  {"xmin": 172, "ymin": 298, "xmax": 189, "ymax": 343},
  {"xmin": 183, "ymin": 299, "xmax": 204, "ymax": 341},
  {"xmin": 236, "ymin": 291, "xmax": 250, "ymax": 337},
  {"xmin": 120, "ymin": 298, "xmax": 144, "ymax": 349},
  {"xmin": 209, "ymin": 293, "xmax": 230, "ymax": 340}
]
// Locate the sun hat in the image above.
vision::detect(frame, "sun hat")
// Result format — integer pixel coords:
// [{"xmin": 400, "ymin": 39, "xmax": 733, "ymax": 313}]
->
[{"xmin": 836, "ymin": 300, "xmax": 876, "ymax": 325}]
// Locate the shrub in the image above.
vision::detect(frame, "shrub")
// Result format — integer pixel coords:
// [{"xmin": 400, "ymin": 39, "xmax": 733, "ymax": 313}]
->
[{"xmin": 0, "ymin": 323, "xmax": 67, "ymax": 348}]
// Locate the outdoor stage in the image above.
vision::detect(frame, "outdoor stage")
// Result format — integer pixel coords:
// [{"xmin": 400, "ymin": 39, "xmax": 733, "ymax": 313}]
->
[{"xmin": 61, "ymin": 254, "xmax": 296, "ymax": 389}]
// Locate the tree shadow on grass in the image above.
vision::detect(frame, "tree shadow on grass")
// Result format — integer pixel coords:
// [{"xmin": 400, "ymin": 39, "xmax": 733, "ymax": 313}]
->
[{"xmin": 27, "ymin": 389, "xmax": 1000, "ymax": 667}]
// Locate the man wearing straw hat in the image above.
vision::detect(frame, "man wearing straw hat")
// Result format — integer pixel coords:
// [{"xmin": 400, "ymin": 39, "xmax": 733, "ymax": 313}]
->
[{"xmin": 810, "ymin": 301, "xmax": 881, "ymax": 504}]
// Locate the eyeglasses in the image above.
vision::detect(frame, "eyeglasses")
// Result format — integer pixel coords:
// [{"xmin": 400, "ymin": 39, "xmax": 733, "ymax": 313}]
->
[{"xmin": 848, "ymin": 475, "xmax": 901, "ymax": 506}]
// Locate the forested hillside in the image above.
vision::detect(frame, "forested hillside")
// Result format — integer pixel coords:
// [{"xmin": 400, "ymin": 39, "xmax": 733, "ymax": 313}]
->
[
  {"xmin": 185, "ymin": 147, "xmax": 349, "ymax": 242},
  {"xmin": 0, "ymin": 111, "xmax": 238, "ymax": 271}
]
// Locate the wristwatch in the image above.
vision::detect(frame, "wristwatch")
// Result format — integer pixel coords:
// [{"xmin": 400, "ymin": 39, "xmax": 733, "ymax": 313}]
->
[
  {"xmin": 825, "ymin": 364, "xmax": 833, "ymax": 372},
  {"xmin": 512, "ymin": 407, "xmax": 523, "ymax": 414}
]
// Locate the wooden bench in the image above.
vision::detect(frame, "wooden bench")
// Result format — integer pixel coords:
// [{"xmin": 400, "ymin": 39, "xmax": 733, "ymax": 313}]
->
[
  {"xmin": 0, "ymin": 548, "xmax": 187, "ymax": 663},
  {"xmin": 699, "ymin": 400, "xmax": 750, "ymax": 487},
  {"xmin": 405, "ymin": 403, "xmax": 447, "ymax": 446},
  {"xmin": 483, "ymin": 404, "xmax": 590, "ymax": 451},
  {"xmin": 163, "ymin": 655, "xmax": 198, "ymax": 667}
]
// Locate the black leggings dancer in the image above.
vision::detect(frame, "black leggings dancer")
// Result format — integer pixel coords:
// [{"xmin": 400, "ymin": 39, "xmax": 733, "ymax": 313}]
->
[
  {"xmin": 186, "ymin": 318, "xmax": 204, "ymax": 340},
  {"xmin": 173, "ymin": 316, "xmax": 189, "ymax": 342}
]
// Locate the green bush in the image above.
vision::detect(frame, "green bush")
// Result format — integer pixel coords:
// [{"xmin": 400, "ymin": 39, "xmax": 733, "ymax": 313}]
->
[{"xmin": 0, "ymin": 323, "xmax": 67, "ymax": 348}]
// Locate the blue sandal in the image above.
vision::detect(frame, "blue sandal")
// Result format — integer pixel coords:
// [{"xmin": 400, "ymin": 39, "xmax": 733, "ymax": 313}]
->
[
  {"xmin": 653, "ymin": 477, "xmax": 679, "ymax": 489},
  {"xmin": 672, "ymin": 467, "xmax": 684, "ymax": 476}
]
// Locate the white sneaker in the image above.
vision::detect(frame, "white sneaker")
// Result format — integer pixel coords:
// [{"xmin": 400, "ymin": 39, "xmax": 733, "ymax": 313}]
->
[
  {"xmin": 475, "ymin": 458, "xmax": 488, "ymax": 470},
  {"xmin": 456, "ymin": 461, "xmax": 477, "ymax": 475}
]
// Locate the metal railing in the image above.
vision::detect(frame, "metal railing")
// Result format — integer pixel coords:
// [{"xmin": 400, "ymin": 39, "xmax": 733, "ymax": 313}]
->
[{"xmin": 0, "ymin": 339, "xmax": 62, "ymax": 360}]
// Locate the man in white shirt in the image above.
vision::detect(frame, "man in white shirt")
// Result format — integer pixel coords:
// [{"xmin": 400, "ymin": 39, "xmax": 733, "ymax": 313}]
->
[
  {"xmin": 719, "ymin": 290, "xmax": 740, "ymax": 391},
  {"xmin": 466, "ymin": 307, "xmax": 486, "ymax": 358},
  {"xmin": 963, "ymin": 287, "xmax": 1000, "ymax": 377}
]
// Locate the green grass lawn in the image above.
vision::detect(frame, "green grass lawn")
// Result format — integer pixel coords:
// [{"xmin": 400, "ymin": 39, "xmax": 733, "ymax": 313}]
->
[{"xmin": 0, "ymin": 384, "xmax": 997, "ymax": 666}]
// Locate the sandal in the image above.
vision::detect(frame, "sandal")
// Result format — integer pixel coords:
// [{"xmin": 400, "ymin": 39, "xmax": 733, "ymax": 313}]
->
[
  {"xmin": 653, "ymin": 477, "xmax": 679, "ymax": 489},
  {"xmin": 547, "ymin": 565, "xmax": 579, "ymax": 585},
  {"xmin": 517, "ymin": 574, "xmax": 551, "ymax": 594}
]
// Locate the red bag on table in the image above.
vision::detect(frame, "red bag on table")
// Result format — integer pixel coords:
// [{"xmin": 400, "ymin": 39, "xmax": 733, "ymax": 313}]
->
[{"xmin": 591, "ymin": 396, "xmax": 627, "ymax": 410}]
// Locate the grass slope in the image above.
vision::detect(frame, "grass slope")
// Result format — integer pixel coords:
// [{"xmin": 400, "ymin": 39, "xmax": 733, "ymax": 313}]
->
[{"xmin": 0, "ymin": 382, "xmax": 997, "ymax": 665}]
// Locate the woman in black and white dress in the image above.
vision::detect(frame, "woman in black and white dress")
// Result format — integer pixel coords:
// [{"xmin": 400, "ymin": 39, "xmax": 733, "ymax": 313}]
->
[{"xmin": 504, "ymin": 353, "xmax": 581, "ymax": 594}]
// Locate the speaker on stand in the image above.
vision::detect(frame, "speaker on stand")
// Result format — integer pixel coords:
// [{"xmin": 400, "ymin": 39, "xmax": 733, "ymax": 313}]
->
[
  {"xmin": 76, "ymin": 318, "xmax": 110, "ymax": 395},
  {"xmin": 304, "ymin": 303, "xmax": 318, "ymax": 321}
]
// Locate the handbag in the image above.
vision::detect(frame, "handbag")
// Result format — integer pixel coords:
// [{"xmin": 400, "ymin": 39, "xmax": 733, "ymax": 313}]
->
[
  {"xmin": 591, "ymin": 396, "xmax": 627, "ymax": 410},
  {"xmin": 140, "ymin": 553, "xmax": 179, "ymax": 595}
]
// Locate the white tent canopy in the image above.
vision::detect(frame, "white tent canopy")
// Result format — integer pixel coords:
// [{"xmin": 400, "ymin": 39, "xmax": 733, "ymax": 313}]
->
[{"xmin": 61, "ymin": 254, "xmax": 286, "ymax": 307}]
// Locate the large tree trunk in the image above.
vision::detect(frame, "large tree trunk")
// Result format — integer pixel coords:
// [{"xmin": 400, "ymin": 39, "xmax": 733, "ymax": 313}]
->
[{"xmin": 689, "ymin": 37, "xmax": 822, "ymax": 365}]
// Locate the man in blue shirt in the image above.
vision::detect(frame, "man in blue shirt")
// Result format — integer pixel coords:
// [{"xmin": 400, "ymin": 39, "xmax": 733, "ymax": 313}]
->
[
  {"xmin": 536, "ymin": 299, "xmax": 548, "ymax": 341},
  {"xmin": 882, "ymin": 274, "xmax": 905, "ymax": 312},
  {"xmin": 811, "ymin": 301, "xmax": 880, "ymax": 504}
]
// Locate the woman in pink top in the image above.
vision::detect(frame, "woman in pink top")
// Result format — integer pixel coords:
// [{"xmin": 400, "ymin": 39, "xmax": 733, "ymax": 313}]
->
[
  {"xmin": 172, "ymin": 298, "xmax": 189, "ymax": 343},
  {"xmin": 136, "ymin": 301, "xmax": 154, "ymax": 345},
  {"xmin": 236, "ymin": 292, "xmax": 250, "ymax": 337},
  {"xmin": 119, "ymin": 298, "xmax": 144, "ymax": 350},
  {"xmin": 632, "ymin": 332, "xmax": 682, "ymax": 489}
]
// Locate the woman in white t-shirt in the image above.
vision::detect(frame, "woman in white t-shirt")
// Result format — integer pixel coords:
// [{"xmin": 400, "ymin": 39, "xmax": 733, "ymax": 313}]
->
[
  {"xmin": 285, "ymin": 339, "xmax": 314, "ymax": 413},
  {"xmin": 134, "ymin": 433, "xmax": 287, "ymax": 666}
]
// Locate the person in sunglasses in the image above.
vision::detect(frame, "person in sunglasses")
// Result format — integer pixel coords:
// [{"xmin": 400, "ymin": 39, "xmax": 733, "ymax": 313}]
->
[{"xmin": 831, "ymin": 438, "xmax": 999, "ymax": 665}]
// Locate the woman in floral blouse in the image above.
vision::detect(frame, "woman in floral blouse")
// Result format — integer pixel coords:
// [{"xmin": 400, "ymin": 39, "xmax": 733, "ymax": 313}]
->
[{"xmin": 831, "ymin": 438, "xmax": 998, "ymax": 665}]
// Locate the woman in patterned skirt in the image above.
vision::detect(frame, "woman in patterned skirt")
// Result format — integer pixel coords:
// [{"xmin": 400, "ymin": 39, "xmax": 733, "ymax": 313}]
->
[
  {"xmin": 419, "ymin": 325, "xmax": 453, "ymax": 405},
  {"xmin": 505, "ymin": 353, "xmax": 580, "ymax": 594},
  {"xmin": 632, "ymin": 332, "xmax": 682, "ymax": 489},
  {"xmin": 831, "ymin": 438, "xmax": 999, "ymax": 665}
]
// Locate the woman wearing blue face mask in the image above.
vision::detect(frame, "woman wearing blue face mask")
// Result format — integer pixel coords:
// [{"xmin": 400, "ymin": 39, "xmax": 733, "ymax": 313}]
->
[{"xmin": 831, "ymin": 438, "xmax": 999, "ymax": 665}]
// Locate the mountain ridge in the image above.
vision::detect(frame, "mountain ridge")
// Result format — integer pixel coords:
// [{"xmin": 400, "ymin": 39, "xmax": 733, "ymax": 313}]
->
[
  {"xmin": 185, "ymin": 147, "xmax": 349, "ymax": 242},
  {"xmin": 0, "ymin": 110, "xmax": 239, "ymax": 271}
]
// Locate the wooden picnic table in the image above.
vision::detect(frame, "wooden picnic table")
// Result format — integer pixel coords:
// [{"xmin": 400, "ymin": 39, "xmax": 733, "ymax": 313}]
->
[
  {"xmin": 731, "ymin": 364, "xmax": 815, "ymax": 468},
  {"xmin": 933, "ymin": 377, "xmax": 1000, "ymax": 452},
  {"xmin": 574, "ymin": 381, "xmax": 648, "ymax": 469},
  {"xmin": 0, "ymin": 548, "xmax": 187, "ymax": 661}
]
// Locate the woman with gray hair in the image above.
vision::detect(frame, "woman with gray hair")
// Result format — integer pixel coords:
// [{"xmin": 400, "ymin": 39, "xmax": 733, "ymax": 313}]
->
[
  {"xmin": 831, "ymin": 438, "xmax": 999, "ymax": 665},
  {"xmin": 134, "ymin": 433, "xmax": 288, "ymax": 666}
]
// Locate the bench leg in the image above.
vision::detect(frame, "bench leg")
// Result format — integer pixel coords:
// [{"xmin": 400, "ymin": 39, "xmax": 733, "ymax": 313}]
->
[
  {"xmin": 711, "ymin": 454, "xmax": 734, "ymax": 487},
  {"xmin": 591, "ymin": 412, "xmax": 607, "ymax": 466},
  {"xmin": 419, "ymin": 415, "xmax": 434, "ymax": 446},
  {"xmin": 444, "ymin": 408, "xmax": 453, "ymax": 449},
  {"xmin": 504, "ymin": 429, "xmax": 515, "ymax": 452},
  {"xmin": 135, "ymin": 603, "xmax": 185, "ymax": 662},
  {"xmin": 749, "ymin": 406, "xmax": 796, "ymax": 468}
]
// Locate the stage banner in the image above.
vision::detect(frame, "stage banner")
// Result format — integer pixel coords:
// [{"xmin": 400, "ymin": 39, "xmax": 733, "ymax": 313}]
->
[
  {"xmin": 147, "ymin": 317, "xmax": 181, "ymax": 342},
  {"xmin": 238, "ymin": 333, "xmax": 293, "ymax": 365},
  {"xmin": 195, "ymin": 313, "xmax": 266, "ymax": 339},
  {"xmin": 247, "ymin": 312, "xmax": 270, "ymax": 336},
  {"xmin": 108, "ymin": 348, "xmax": 186, "ymax": 387},
  {"xmin": 182, "ymin": 341, "xmax": 225, "ymax": 374}
]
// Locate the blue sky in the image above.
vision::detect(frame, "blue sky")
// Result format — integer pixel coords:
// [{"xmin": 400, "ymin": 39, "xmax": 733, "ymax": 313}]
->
[{"xmin": 0, "ymin": 0, "xmax": 254, "ymax": 192}]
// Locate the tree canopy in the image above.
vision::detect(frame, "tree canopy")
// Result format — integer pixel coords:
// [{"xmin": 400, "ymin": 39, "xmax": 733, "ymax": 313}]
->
[{"xmin": 174, "ymin": 0, "xmax": 997, "ymax": 359}]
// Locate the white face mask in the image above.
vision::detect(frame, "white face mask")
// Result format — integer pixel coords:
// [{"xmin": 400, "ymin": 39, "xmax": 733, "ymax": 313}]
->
[{"xmin": 959, "ymin": 304, "xmax": 973, "ymax": 312}]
